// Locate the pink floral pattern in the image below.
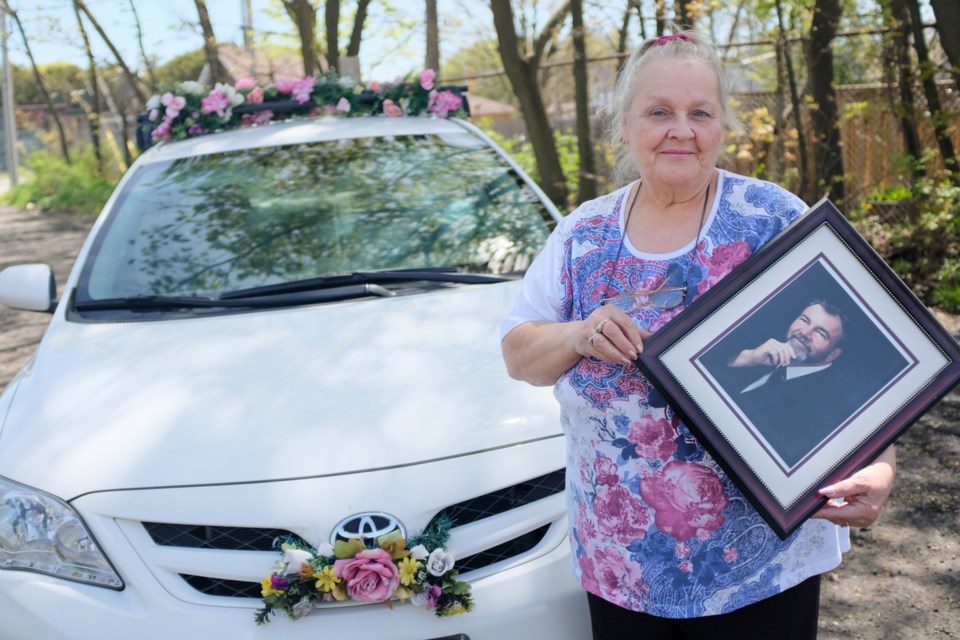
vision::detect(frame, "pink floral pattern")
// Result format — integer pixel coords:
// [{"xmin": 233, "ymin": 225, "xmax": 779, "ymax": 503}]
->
[
  {"xmin": 628, "ymin": 415, "xmax": 677, "ymax": 461},
  {"xmin": 640, "ymin": 460, "xmax": 729, "ymax": 541}
]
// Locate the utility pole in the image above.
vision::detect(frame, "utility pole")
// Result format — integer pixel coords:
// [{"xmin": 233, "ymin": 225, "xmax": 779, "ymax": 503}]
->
[
  {"xmin": 241, "ymin": 0, "xmax": 255, "ymax": 76},
  {"xmin": 0, "ymin": 7, "xmax": 17, "ymax": 187}
]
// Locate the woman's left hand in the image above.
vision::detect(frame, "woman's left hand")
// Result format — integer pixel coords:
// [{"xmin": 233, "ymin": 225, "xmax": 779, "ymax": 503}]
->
[{"xmin": 810, "ymin": 446, "xmax": 896, "ymax": 528}]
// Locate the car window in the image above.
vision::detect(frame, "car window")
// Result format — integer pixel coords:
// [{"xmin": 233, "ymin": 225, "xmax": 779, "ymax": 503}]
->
[{"xmin": 76, "ymin": 132, "xmax": 553, "ymax": 303}]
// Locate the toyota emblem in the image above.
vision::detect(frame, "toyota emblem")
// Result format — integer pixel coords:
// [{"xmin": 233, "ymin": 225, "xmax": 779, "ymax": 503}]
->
[{"xmin": 331, "ymin": 512, "xmax": 406, "ymax": 546}]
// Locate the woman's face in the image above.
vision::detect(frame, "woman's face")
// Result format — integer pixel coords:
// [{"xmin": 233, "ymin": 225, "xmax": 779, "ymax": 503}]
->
[{"xmin": 622, "ymin": 56, "xmax": 725, "ymax": 190}]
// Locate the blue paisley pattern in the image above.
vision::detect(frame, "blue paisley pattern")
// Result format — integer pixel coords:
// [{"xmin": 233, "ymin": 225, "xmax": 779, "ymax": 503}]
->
[{"xmin": 551, "ymin": 170, "xmax": 847, "ymax": 618}]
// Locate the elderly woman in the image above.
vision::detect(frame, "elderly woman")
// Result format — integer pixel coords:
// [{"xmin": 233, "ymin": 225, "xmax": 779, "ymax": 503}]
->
[{"xmin": 500, "ymin": 31, "xmax": 895, "ymax": 639}]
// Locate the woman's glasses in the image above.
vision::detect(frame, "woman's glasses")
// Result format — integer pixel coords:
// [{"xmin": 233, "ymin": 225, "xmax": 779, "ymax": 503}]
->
[{"xmin": 601, "ymin": 282, "xmax": 688, "ymax": 314}]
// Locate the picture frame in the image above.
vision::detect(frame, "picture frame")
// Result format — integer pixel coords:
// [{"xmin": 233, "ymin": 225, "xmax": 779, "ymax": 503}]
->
[{"xmin": 636, "ymin": 198, "xmax": 960, "ymax": 539}]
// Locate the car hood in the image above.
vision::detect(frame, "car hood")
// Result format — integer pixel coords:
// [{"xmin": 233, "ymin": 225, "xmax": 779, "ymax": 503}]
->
[{"xmin": 0, "ymin": 283, "xmax": 561, "ymax": 500}]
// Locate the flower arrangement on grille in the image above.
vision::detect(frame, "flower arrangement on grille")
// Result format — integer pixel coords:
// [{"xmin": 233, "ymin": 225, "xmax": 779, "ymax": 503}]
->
[
  {"xmin": 254, "ymin": 516, "xmax": 473, "ymax": 624},
  {"xmin": 143, "ymin": 68, "xmax": 466, "ymax": 145}
]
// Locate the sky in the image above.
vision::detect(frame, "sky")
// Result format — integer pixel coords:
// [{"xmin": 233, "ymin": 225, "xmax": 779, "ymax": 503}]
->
[{"xmin": 3, "ymin": 0, "xmax": 468, "ymax": 82}]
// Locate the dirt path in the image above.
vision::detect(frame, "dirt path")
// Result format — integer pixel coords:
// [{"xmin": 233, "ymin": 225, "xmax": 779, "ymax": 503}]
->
[{"xmin": 0, "ymin": 205, "xmax": 957, "ymax": 638}]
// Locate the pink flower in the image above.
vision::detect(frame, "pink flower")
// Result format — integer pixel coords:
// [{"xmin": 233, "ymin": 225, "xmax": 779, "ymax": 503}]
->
[
  {"xmin": 150, "ymin": 119, "xmax": 172, "ymax": 140},
  {"xmin": 640, "ymin": 460, "xmax": 730, "ymax": 541},
  {"xmin": 591, "ymin": 545, "xmax": 648, "ymax": 602},
  {"xmin": 160, "ymin": 91, "xmax": 186, "ymax": 119},
  {"xmin": 627, "ymin": 415, "xmax": 677, "ymax": 461},
  {"xmin": 187, "ymin": 123, "xmax": 203, "ymax": 136},
  {"xmin": 675, "ymin": 542, "xmax": 692, "ymax": 558},
  {"xmin": 292, "ymin": 76, "xmax": 317, "ymax": 104},
  {"xmin": 593, "ymin": 484, "xmax": 651, "ymax": 544},
  {"xmin": 274, "ymin": 77, "xmax": 298, "ymax": 94},
  {"xmin": 419, "ymin": 68, "xmax": 436, "ymax": 90},
  {"xmin": 148, "ymin": 108, "xmax": 159, "ymax": 121},
  {"xmin": 201, "ymin": 90, "xmax": 230, "ymax": 117},
  {"xmin": 366, "ymin": 80, "xmax": 381, "ymax": 92},
  {"xmin": 241, "ymin": 110, "xmax": 273, "ymax": 126},
  {"xmin": 247, "ymin": 87, "xmax": 264, "ymax": 104},
  {"xmin": 578, "ymin": 555, "xmax": 600, "ymax": 593},
  {"xmin": 235, "ymin": 76, "xmax": 257, "ymax": 90},
  {"xmin": 428, "ymin": 90, "xmax": 463, "ymax": 118},
  {"xmin": 594, "ymin": 456, "xmax": 619, "ymax": 487},
  {"xmin": 723, "ymin": 547, "xmax": 739, "ymax": 563},
  {"xmin": 382, "ymin": 98, "xmax": 403, "ymax": 117},
  {"xmin": 679, "ymin": 561, "xmax": 694, "ymax": 573},
  {"xmin": 335, "ymin": 97, "xmax": 351, "ymax": 113},
  {"xmin": 706, "ymin": 240, "xmax": 750, "ymax": 282},
  {"xmin": 333, "ymin": 548, "xmax": 399, "ymax": 603}
]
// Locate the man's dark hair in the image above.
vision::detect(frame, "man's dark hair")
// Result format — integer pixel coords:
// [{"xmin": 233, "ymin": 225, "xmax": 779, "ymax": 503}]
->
[{"xmin": 804, "ymin": 299, "xmax": 848, "ymax": 346}]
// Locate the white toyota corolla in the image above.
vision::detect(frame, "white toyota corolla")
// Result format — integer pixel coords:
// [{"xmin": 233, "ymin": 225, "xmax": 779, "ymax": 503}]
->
[{"xmin": 0, "ymin": 114, "xmax": 590, "ymax": 638}]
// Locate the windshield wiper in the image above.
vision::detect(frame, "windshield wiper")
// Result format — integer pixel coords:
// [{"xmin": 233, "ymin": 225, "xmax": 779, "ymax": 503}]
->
[
  {"xmin": 218, "ymin": 268, "xmax": 508, "ymax": 300},
  {"xmin": 74, "ymin": 284, "xmax": 396, "ymax": 311}
]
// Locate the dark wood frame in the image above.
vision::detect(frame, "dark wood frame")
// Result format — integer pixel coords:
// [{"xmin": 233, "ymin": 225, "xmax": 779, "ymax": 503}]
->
[{"xmin": 636, "ymin": 198, "xmax": 960, "ymax": 539}]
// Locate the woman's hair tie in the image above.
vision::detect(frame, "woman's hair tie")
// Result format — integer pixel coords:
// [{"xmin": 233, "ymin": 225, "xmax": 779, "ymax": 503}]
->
[{"xmin": 653, "ymin": 33, "xmax": 691, "ymax": 46}]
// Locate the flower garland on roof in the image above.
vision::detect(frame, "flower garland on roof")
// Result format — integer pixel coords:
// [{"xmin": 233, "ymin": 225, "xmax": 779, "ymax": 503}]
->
[
  {"xmin": 253, "ymin": 515, "xmax": 473, "ymax": 625},
  {"xmin": 144, "ymin": 68, "xmax": 466, "ymax": 144}
]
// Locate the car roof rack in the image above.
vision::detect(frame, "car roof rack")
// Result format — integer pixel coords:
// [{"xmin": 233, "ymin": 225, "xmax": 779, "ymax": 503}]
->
[{"xmin": 135, "ymin": 84, "xmax": 470, "ymax": 152}]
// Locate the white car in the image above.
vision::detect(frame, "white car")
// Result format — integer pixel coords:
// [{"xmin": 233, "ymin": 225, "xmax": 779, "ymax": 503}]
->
[{"xmin": 0, "ymin": 115, "xmax": 590, "ymax": 638}]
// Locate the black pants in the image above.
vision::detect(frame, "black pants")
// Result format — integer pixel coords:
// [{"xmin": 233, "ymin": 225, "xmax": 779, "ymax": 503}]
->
[{"xmin": 587, "ymin": 575, "xmax": 821, "ymax": 640}]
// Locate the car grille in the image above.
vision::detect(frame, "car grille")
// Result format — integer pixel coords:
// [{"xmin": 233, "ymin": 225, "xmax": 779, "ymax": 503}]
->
[{"xmin": 142, "ymin": 469, "xmax": 565, "ymax": 599}]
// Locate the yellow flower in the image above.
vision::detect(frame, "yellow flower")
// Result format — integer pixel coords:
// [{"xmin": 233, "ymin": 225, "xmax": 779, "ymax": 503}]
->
[
  {"xmin": 398, "ymin": 555, "xmax": 422, "ymax": 586},
  {"xmin": 314, "ymin": 565, "xmax": 342, "ymax": 593},
  {"xmin": 260, "ymin": 576, "xmax": 285, "ymax": 598}
]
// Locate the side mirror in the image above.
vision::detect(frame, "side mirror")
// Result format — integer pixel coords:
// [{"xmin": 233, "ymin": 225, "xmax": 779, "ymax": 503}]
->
[{"xmin": 0, "ymin": 264, "xmax": 57, "ymax": 312}]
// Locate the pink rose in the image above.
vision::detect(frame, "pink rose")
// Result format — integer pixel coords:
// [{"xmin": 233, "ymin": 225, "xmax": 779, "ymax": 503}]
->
[
  {"xmin": 675, "ymin": 542, "xmax": 691, "ymax": 558},
  {"xmin": 333, "ymin": 548, "xmax": 399, "ymax": 603},
  {"xmin": 382, "ymin": 98, "xmax": 403, "ymax": 117},
  {"xmin": 594, "ymin": 456, "xmax": 619, "ymax": 487},
  {"xmin": 247, "ymin": 87, "xmax": 264, "ymax": 104},
  {"xmin": 577, "ymin": 555, "xmax": 600, "ymax": 593},
  {"xmin": 591, "ymin": 546, "xmax": 647, "ymax": 602},
  {"xmin": 201, "ymin": 90, "xmax": 230, "ymax": 117},
  {"xmin": 593, "ymin": 484, "xmax": 650, "ymax": 544},
  {"xmin": 640, "ymin": 460, "xmax": 730, "ymax": 541},
  {"xmin": 428, "ymin": 90, "xmax": 463, "ymax": 118},
  {"xmin": 723, "ymin": 547, "xmax": 739, "ymax": 563},
  {"xmin": 242, "ymin": 110, "xmax": 273, "ymax": 126},
  {"xmin": 274, "ymin": 77, "xmax": 298, "ymax": 94},
  {"xmin": 293, "ymin": 76, "xmax": 317, "ymax": 104},
  {"xmin": 366, "ymin": 80, "xmax": 381, "ymax": 92},
  {"xmin": 627, "ymin": 415, "xmax": 677, "ymax": 461},
  {"xmin": 419, "ymin": 68, "xmax": 436, "ymax": 90},
  {"xmin": 679, "ymin": 561, "xmax": 693, "ymax": 573},
  {"xmin": 335, "ymin": 97, "xmax": 351, "ymax": 113},
  {"xmin": 706, "ymin": 240, "xmax": 750, "ymax": 281},
  {"xmin": 235, "ymin": 76, "xmax": 257, "ymax": 90}
]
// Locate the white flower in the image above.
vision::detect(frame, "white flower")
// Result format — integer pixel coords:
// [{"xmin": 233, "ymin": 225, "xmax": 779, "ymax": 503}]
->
[
  {"xmin": 146, "ymin": 94, "xmax": 160, "ymax": 110},
  {"xmin": 291, "ymin": 598, "xmax": 314, "ymax": 618},
  {"xmin": 426, "ymin": 548, "xmax": 455, "ymax": 576},
  {"xmin": 282, "ymin": 548, "xmax": 314, "ymax": 574},
  {"xmin": 178, "ymin": 81, "xmax": 206, "ymax": 95},
  {"xmin": 410, "ymin": 544, "xmax": 429, "ymax": 560},
  {"xmin": 410, "ymin": 591, "xmax": 430, "ymax": 607},
  {"xmin": 317, "ymin": 542, "xmax": 335, "ymax": 557}
]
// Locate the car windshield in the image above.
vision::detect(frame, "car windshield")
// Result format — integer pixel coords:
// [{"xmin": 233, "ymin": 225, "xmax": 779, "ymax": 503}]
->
[{"xmin": 74, "ymin": 129, "xmax": 553, "ymax": 306}]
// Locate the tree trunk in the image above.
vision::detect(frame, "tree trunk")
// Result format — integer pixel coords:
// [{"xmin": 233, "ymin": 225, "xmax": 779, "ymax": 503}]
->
[
  {"xmin": 805, "ymin": 0, "xmax": 845, "ymax": 203},
  {"xmin": 193, "ymin": 0, "xmax": 229, "ymax": 85},
  {"xmin": 75, "ymin": 0, "xmax": 147, "ymax": 104},
  {"xmin": 906, "ymin": 0, "xmax": 959, "ymax": 179},
  {"xmin": 674, "ymin": 1, "xmax": 693, "ymax": 30},
  {"xmin": 325, "ymin": 0, "xmax": 340, "ymax": 74},
  {"xmin": 129, "ymin": 0, "xmax": 157, "ymax": 92},
  {"xmin": 2, "ymin": 2, "xmax": 71, "ymax": 163},
  {"xmin": 886, "ymin": 0, "xmax": 924, "ymax": 177},
  {"xmin": 775, "ymin": 1, "xmax": 810, "ymax": 201},
  {"xmin": 571, "ymin": 0, "xmax": 596, "ymax": 203},
  {"xmin": 425, "ymin": 0, "xmax": 439, "ymax": 71},
  {"xmin": 282, "ymin": 0, "xmax": 319, "ymax": 76},
  {"xmin": 655, "ymin": 0, "xmax": 667, "ymax": 36},
  {"xmin": 73, "ymin": 0, "xmax": 102, "ymax": 173},
  {"xmin": 346, "ymin": 0, "xmax": 371, "ymax": 58},
  {"xmin": 929, "ymin": 0, "xmax": 960, "ymax": 92},
  {"xmin": 490, "ymin": 0, "xmax": 570, "ymax": 207}
]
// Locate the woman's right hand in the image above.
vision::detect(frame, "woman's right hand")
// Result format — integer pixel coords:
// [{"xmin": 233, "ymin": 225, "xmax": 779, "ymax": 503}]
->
[{"xmin": 578, "ymin": 307, "xmax": 651, "ymax": 365}]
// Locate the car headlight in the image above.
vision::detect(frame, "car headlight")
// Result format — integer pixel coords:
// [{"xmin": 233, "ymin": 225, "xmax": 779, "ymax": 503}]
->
[{"xmin": 0, "ymin": 475, "xmax": 123, "ymax": 589}]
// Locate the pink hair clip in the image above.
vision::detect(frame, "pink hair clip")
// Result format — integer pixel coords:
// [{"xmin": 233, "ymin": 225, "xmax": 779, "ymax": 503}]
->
[{"xmin": 653, "ymin": 33, "xmax": 691, "ymax": 46}]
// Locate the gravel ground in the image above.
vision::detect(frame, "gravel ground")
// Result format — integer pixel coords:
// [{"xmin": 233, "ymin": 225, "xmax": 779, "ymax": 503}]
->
[{"xmin": 0, "ymin": 204, "xmax": 957, "ymax": 638}]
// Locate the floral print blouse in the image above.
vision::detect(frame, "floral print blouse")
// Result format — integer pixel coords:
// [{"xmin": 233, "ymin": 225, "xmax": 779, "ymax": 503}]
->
[{"xmin": 501, "ymin": 170, "xmax": 849, "ymax": 618}]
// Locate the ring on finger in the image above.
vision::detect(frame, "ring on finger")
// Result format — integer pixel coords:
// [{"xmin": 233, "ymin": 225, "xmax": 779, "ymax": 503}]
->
[
  {"xmin": 595, "ymin": 319, "xmax": 610, "ymax": 335},
  {"xmin": 588, "ymin": 332, "xmax": 601, "ymax": 348}
]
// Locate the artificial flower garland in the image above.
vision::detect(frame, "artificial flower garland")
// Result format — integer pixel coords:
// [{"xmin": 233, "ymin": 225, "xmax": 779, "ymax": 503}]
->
[
  {"xmin": 143, "ymin": 68, "xmax": 467, "ymax": 145},
  {"xmin": 254, "ymin": 516, "xmax": 473, "ymax": 624}
]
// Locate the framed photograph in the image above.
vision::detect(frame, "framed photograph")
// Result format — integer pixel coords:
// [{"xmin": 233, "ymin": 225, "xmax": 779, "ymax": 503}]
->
[{"xmin": 636, "ymin": 198, "xmax": 960, "ymax": 539}]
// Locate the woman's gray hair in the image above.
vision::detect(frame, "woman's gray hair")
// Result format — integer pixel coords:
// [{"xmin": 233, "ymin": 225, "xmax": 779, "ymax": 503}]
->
[{"xmin": 605, "ymin": 30, "xmax": 741, "ymax": 186}]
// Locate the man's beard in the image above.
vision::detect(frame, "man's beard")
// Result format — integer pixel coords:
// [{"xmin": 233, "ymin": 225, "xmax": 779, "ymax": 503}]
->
[{"xmin": 786, "ymin": 333, "xmax": 811, "ymax": 363}]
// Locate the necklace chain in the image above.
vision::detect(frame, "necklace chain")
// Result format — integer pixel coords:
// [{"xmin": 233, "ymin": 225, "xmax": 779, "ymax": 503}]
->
[{"xmin": 605, "ymin": 180, "xmax": 711, "ymax": 298}]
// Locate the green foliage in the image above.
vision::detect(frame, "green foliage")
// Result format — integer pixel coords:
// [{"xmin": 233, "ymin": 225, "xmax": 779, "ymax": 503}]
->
[
  {"xmin": 153, "ymin": 48, "xmax": 207, "ymax": 86},
  {"xmin": 4, "ymin": 148, "xmax": 120, "ymax": 216},
  {"xmin": 12, "ymin": 62, "xmax": 84, "ymax": 106},
  {"xmin": 850, "ymin": 171, "xmax": 960, "ymax": 312}
]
